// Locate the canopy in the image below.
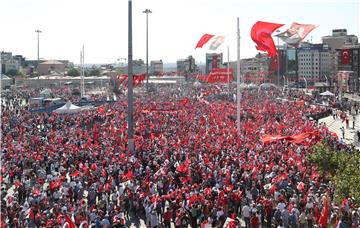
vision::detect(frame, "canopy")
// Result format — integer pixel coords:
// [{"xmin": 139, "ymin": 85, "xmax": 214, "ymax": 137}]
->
[
  {"xmin": 259, "ymin": 83, "xmax": 277, "ymax": 89},
  {"xmin": 239, "ymin": 83, "xmax": 248, "ymax": 89},
  {"xmin": 320, "ymin": 90, "xmax": 335, "ymax": 96},
  {"xmin": 53, "ymin": 102, "xmax": 82, "ymax": 114},
  {"xmin": 247, "ymin": 83, "xmax": 259, "ymax": 89},
  {"xmin": 40, "ymin": 89, "xmax": 52, "ymax": 98}
]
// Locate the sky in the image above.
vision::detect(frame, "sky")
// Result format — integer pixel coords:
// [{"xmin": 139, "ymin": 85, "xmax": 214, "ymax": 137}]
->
[{"xmin": 1, "ymin": 0, "xmax": 359, "ymax": 64}]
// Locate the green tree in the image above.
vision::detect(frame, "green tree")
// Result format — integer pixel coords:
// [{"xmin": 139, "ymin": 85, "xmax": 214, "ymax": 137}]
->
[
  {"xmin": 6, "ymin": 69, "xmax": 22, "ymax": 76},
  {"xmin": 308, "ymin": 141, "xmax": 360, "ymax": 204},
  {"xmin": 89, "ymin": 69, "xmax": 100, "ymax": 76},
  {"xmin": 67, "ymin": 68, "xmax": 80, "ymax": 76}
]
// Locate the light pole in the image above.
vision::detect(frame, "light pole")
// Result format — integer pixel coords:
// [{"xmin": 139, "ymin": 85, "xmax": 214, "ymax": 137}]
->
[
  {"xmin": 236, "ymin": 17, "xmax": 241, "ymax": 136},
  {"xmin": 127, "ymin": 0, "xmax": 135, "ymax": 154},
  {"xmin": 276, "ymin": 30, "xmax": 280, "ymax": 86},
  {"xmin": 324, "ymin": 74, "xmax": 329, "ymax": 86},
  {"xmin": 143, "ymin": 8, "xmax": 152, "ymax": 92},
  {"xmin": 303, "ymin": 76, "xmax": 308, "ymax": 91},
  {"xmin": 35, "ymin": 30, "xmax": 42, "ymax": 79}
]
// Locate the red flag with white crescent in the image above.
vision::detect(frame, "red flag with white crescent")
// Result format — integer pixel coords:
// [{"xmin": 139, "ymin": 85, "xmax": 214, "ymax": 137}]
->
[
  {"xmin": 251, "ymin": 21, "xmax": 284, "ymax": 57},
  {"xmin": 341, "ymin": 49, "xmax": 351, "ymax": 65}
]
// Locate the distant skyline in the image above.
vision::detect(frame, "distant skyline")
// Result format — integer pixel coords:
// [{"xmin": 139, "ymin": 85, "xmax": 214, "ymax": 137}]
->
[{"xmin": 1, "ymin": 0, "xmax": 359, "ymax": 64}]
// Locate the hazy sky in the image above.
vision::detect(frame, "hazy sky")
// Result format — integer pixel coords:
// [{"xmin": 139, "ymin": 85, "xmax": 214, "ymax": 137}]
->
[{"xmin": 1, "ymin": 0, "xmax": 359, "ymax": 64}]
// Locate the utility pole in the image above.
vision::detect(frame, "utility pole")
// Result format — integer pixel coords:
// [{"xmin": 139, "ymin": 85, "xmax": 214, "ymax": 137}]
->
[
  {"xmin": 236, "ymin": 17, "xmax": 241, "ymax": 135},
  {"xmin": 143, "ymin": 8, "xmax": 152, "ymax": 92},
  {"xmin": 127, "ymin": 0, "xmax": 135, "ymax": 154},
  {"xmin": 227, "ymin": 45, "xmax": 230, "ymax": 97},
  {"xmin": 35, "ymin": 30, "xmax": 42, "ymax": 79}
]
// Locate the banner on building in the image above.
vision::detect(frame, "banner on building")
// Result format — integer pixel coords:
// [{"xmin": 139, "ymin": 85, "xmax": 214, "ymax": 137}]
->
[
  {"xmin": 341, "ymin": 49, "xmax": 351, "ymax": 65},
  {"xmin": 197, "ymin": 68, "xmax": 234, "ymax": 83}
]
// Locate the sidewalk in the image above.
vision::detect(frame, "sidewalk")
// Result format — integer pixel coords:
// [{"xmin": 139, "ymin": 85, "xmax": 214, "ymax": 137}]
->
[{"xmin": 319, "ymin": 112, "xmax": 360, "ymax": 148}]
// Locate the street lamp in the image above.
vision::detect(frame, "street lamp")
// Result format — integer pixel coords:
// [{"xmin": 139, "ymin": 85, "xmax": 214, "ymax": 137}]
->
[
  {"xmin": 323, "ymin": 74, "xmax": 329, "ymax": 86},
  {"xmin": 128, "ymin": 0, "xmax": 135, "ymax": 154},
  {"xmin": 303, "ymin": 76, "xmax": 308, "ymax": 91},
  {"xmin": 276, "ymin": 30, "xmax": 280, "ymax": 86},
  {"xmin": 35, "ymin": 30, "xmax": 42, "ymax": 79},
  {"xmin": 143, "ymin": 8, "xmax": 152, "ymax": 92}
]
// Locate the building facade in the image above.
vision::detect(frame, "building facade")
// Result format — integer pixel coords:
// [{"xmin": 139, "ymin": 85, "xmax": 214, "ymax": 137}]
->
[
  {"xmin": 177, "ymin": 56, "xmax": 196, "ymax": 75},
  {"xmin": 238, "ymin": 53, "xmax": 271, "ymax": 83},
  {"xmin": 150, "ymin": 60, "xmax": 163, "ymax": 75},
  {"xmin": 337, "ymin": 45, "xmax": 360, "ymax": 92},
  {"xmin": 38, "ymin": 60, "xmax": 66, "ymax": 75},
  {"xmin": 1, "ymin": 51, "xmax": 21, "ymax": 74},
  {"xmin": 322, "ymin": 29, "xmax": 358, "ymax": 50},
  {"xmin": 297, "ymin": 43, "xmax": 332, "ymax": 83},
  {"xmin": 205, "ymin": 53, "xmax": 223, "ymax": 75}
]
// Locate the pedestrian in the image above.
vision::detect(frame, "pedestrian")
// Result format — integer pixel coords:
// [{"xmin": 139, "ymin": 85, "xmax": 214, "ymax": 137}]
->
[
  {"xmin": 242, "ymin": 203, "xmax": 251, "ymax": 228},
  {"xmin": 353, "ymin": 115, "xmax": 356, "ymax": 129},
  {"xmin": 340, "ymin": 126, "xmax": 345, "ymax": 139}
]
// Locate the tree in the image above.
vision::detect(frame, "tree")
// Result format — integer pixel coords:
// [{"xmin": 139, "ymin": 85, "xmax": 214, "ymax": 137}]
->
[
  {"xmin": 6, "ymin": 69, "xmax": 22, "ymax": 76},
  {"xmin": 67, "ymin": 68, "xmax": 80, "ymax": 76},
  {"xmin": 308, "ymin": 141, "xmax": 360, "ymax": 204},
  {"xmin": 89, "ymin": 69, "xmax": 100, "ymax": 76}
]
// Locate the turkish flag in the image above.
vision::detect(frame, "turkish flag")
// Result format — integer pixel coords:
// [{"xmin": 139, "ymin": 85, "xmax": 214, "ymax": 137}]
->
[
  {"xmin": 195, "ymin": 34, "xmax": 215, "ymax": 49},
  {"xmin": 318, "ymin": 199, "xmax": 329, "ymax": 228},
  {"xmin": 50, "ymin": 179, "xmax": 62, "ymax": 190},
  {"xmin": 180, "ymin": 97, "xmax": 189, "ymax": 106},
  {"xmin": 176, "ymin": 164, "xmax": 188, "ymax": 173},
  {"xmin": 270, "ymin": 55, "xmax": 279, "ymax": 72},
  {"xmin": 71, "ymin": 170, "xmax": 80, "ymax": 177},
  {"xmin": 250, "ymin": 21, "xmax": 284, "ymax": 57},
  {"xmin": 125, "ymin": 170, "xmax": 134, "ymax": 180},
  {"xmin": 341, "ymin": 49, "xmax": 351, "ymax": 65},
  {"xmin": 64, "ymin": 215, "xmax": 76, "ymax": 228}
]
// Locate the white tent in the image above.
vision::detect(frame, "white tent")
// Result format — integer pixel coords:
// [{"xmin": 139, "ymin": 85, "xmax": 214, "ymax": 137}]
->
[
  {"xmin": 320, "ymin": 90, "xmax": 335, "ymax": 96},
  {"xmin": 40, "ymin": 89, "xmax": 52, "ymax": 98},
  {"xmin": 54, "ymin": 102, "xmax": 82, "ymax": 114}
]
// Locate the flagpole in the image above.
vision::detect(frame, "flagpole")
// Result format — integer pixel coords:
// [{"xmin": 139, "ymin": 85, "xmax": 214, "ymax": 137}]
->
[
  {"xmin": 80, "ymin": 50, "xmax": 83, "ymax": 97},
  {"xmin": 236, "ymin": 17, "xmax": 241, "ymax": 136},
  {"xmin": 227, "ymin": 45, "xmax": 230, "ymax": 98},
  {"xmin": 127, "ymin": 0, "xmax": 135, "ymax": 154},
  {"xmin": 82, "ymin": 45, "xmax": 85, "ymax": 96},
  {"xmin": 277, "ymin": 30, "xmax": 280, "ymax": 86}
]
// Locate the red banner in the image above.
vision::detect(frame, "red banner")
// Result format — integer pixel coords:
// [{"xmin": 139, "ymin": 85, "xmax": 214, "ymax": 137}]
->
[
  {"xmin": 117, "ymin": 74, "xmax": 146, "ymax": 88},
  {"xmin": 341, "ymin": 49, "xmax": 351, "ymax": 65},
  {"xmin": 198, "ymin": 68, "xmax": 234, "ymax": 83},
  {"xmin": 261, "ymin": 131, "xmax": 319, "ymax": 144}
]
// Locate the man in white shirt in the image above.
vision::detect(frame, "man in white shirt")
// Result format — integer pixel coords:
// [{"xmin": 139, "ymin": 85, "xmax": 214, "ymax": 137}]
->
[{"xmin": 242, "ymin": 204, "xmax": 250, "ymax": 228}]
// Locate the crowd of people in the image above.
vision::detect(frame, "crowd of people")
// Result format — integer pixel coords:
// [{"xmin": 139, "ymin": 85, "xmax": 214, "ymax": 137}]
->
[{"xmin": 1, "ymin": 83, "xmax": 359, "ymax": 227}]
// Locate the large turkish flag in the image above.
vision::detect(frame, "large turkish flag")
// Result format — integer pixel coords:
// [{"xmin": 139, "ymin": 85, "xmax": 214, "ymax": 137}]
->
[{"xmin": 341, "ymin": 49, "xmax": 351, "ymax": 65}]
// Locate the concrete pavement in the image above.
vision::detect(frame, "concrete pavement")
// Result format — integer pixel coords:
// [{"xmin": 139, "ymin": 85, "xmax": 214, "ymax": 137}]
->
[{"xmin": 319, "ymin": 111, "xmax": 360, "ymax": 149}]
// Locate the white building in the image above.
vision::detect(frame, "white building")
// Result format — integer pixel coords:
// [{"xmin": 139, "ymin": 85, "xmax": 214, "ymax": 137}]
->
[
  {"xmin": 240, "ymin": 56, "xmax": 270, "ymax": 74},
  {"xmin": 297, "ymin": 43, "xmax": 332, "ymax": 82},
  {"xmin": 5, "ymin": 58, "xmax": 20, "ymax": 72},
  {"xmin": 150, "ymin": 60, "xmax": 163, "ymax": 75},
  {"xmin": 322, "ymin": 29, "xmax": 358, "ymax": 50},
  {"xmin": 1, "ymin": 51, "xmax": 20, "ymax": 73}
]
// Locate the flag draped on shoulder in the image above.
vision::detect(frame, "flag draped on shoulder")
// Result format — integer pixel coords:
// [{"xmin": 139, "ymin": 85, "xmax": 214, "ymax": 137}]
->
[
  {"xmin": 250, "ymin": 21, "xmax": 284, "ymax": 57},
  {"xmin": 195, "ymin": 34, "xmax": 215, "ymax": 49},
  {"xmin": 276, "ymin": 22, "xmax": 317, "ymax": 47}
]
